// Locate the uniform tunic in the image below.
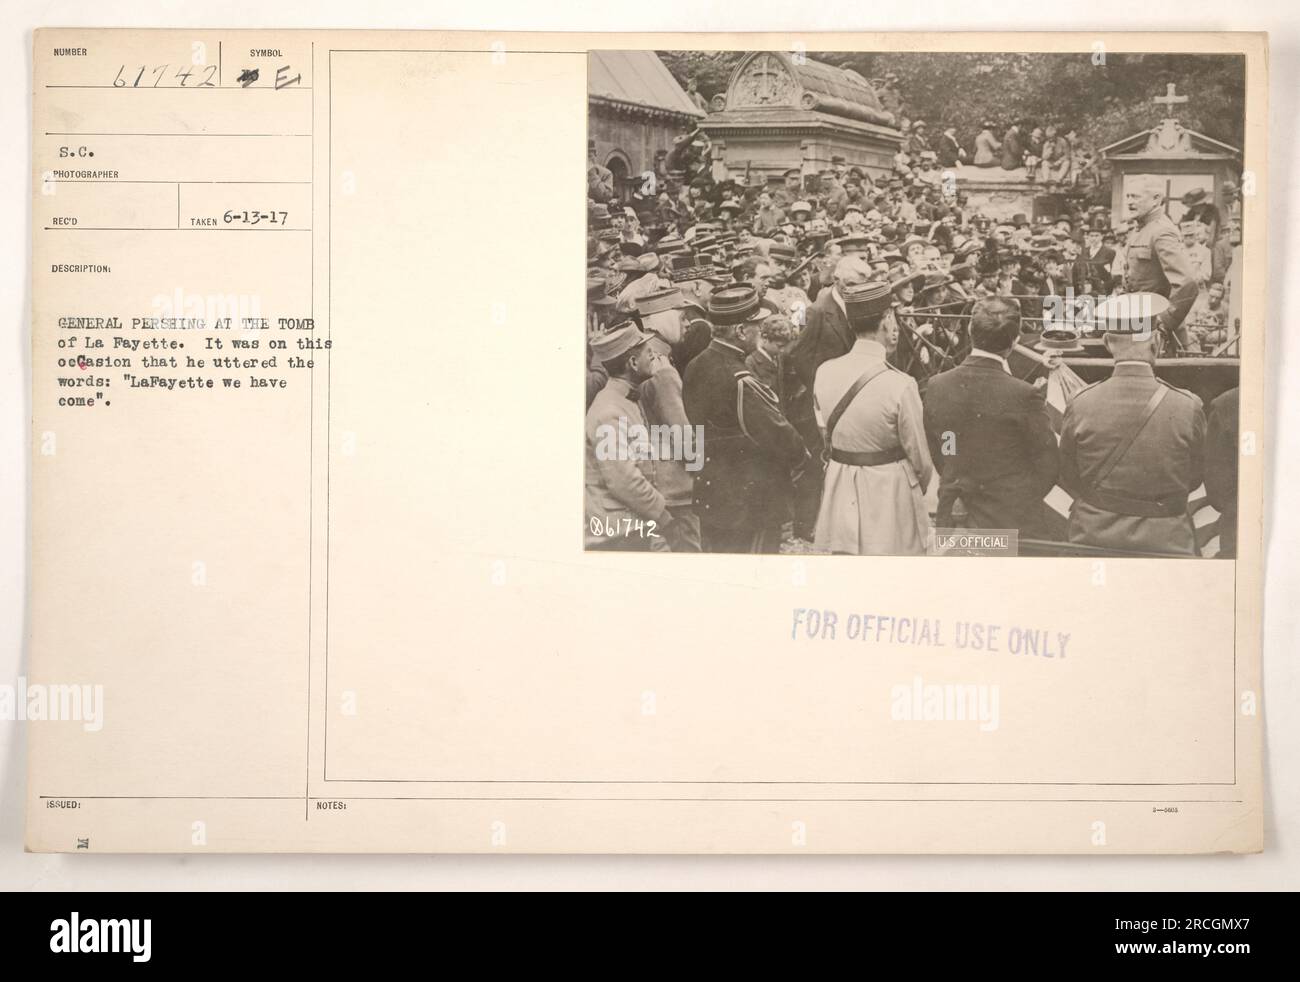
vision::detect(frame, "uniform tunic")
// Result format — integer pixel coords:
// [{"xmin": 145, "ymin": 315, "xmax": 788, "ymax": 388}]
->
[
  {"xmin": 1059, "ymin": 362, "xmax": 1206, "ymax": 555},
  {"xmin": 584, "ymin": 377, "xmax": 668, "ymax": 549},
  {"xmin": 1123, "ymin": 207, "xmax": 1198, "ymax": 340},
  {"xmin": 813, "ymin": 339, "xmax": 935, "ymax": 555}
]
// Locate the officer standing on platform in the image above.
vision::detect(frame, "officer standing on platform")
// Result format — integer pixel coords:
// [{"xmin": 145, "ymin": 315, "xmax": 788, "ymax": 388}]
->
[
  {"xmin": 1122, "ymin": 174, "xmax": 1199, "ymax": 352},
  {"xmin": 683, "ymin": 285, "xmax": 810, "ymax": 553},
  {"xmin": 1058, "ymin": 294, "xmax": 1207, "ymax": 555}
]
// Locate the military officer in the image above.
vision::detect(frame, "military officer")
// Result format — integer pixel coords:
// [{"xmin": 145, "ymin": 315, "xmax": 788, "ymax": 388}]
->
[
  {"xmin": 584, "ymin": 323, "xmax": 677, "ymax": 551},
  {"xmin": 1122, "ymin": 174, "xmax": 1198, "ymax": 352},
  {"xmin": 682, "ymin": 285, "xmax": 810, "ymax": 553},
  {"xmin": 812, "ymin": 280, "xmax": 934, "ymax": 555},
  {"xmin": 1058, "ymin": 294, "xmax": 1207, "ymax": 556}
]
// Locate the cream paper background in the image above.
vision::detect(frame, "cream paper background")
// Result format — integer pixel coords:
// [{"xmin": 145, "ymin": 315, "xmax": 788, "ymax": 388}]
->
[{"xmin": 13, "ymin": 15, "xmax": 1275, "ymax": 864}]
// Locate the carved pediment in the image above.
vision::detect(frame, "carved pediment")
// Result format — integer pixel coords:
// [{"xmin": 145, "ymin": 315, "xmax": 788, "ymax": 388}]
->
[{"xmin": 730, "ymin": 53, "xmax": 798, "ymax": 108}]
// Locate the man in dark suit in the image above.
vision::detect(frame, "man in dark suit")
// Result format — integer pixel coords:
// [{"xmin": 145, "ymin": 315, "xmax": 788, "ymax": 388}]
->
[
  {"xmin": 922, "ymin": 298, "xmax": 1060, "ymax": 537},
  {"xmin": 1073, "ymin": 227, "xmax": 1115, "ymax": 296},
  {"xmin": 783, "ymin": 256, "xmax": 872, "ymax": 538}
]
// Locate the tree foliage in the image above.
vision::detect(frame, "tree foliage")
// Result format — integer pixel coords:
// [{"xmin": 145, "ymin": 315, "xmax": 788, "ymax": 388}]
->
[{"xmin": 658, "ymin": 50, "xmax": 1244, "ymax": 153}]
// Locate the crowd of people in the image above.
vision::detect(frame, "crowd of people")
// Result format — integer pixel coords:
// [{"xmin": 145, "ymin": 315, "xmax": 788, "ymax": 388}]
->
[{"xmin": 585, "ymin": 134, "xmax": 1243, "ymax": 559}]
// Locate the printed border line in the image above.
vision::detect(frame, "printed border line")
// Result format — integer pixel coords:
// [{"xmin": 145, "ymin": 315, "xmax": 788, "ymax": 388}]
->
[{"xmin": 39, "ymin": 795, "xmax": 1244, "ymax": 804}]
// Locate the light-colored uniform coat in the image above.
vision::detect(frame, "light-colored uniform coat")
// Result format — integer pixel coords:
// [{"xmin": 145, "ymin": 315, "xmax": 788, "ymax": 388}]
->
[
  {"xmin": 584, "ymin": 377, "xmax": 668, "ymax": 547},
  {"xmin": 1059, "ymin": 363, "xmax": 1206, "ymax": 555},
  {"xmin": 813, "ymin": 338, "xmax": 934, "ymax": 555}
]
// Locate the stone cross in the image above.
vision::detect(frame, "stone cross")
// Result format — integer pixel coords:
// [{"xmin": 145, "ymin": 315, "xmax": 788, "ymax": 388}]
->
[
  {"xmin": 752, "ymin": 55, "xmax": 781, "ymax": 102},
  {"xmin": 1154, "ymin": 82, "xmax": 1189, "ymax": 115}
]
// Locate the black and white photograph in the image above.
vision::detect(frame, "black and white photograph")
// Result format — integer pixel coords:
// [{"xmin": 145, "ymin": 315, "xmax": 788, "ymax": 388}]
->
[{"xmin": 585, "ymin": 49, "xmax": 1245, "ymax": 557}]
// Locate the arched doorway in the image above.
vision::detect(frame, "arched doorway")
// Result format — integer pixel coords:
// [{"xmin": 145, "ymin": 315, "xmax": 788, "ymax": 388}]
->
[{"xmin": 604, "ymin": 152, "xmax": 631, "ymax": 203}]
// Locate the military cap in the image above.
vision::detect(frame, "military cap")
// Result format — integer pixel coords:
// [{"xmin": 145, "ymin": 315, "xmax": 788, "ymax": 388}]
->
[
  {"xmin": 635, "ymin": 286, "xmax": 688, "ymax": 317},
  {"xmin": 656, "ymin": 234, "xmax": 688, "ymax": 254},
  {"xmin": 783, "ymin": 167, "xmax": 801, "ymax": 178},
  {"xmin": 901, "ymin": 235, "xmax": 929, "ymax": 253},
  {"xmin": 707, "ymin": 285, "xmax": 761, "ymax": 325},
  {"xmin": 1094, "ymin": 292, "xmax": 1171, "ymax": 337},
  {"xmin": 790, "ymin": 199, "xmax": 813, "ymax": 214},
  {"xmin": 589, "ymin": 322, "xmax": 652, "ymax": 363},
  {"xmin": 842, "ymin": 280, "xmax": 894, "ymax": 323},
  {"xmin": 749, "ymin": 297, "xmax": 781, "ymax": 322}
]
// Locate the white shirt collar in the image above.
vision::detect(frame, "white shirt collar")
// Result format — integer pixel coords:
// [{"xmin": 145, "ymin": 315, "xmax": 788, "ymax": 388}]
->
[
  {"xmin": 969, "ymin": 348, "xmax": 1011, "ymax": 373},
  {"xmin": 852, "ymin": 337, "xmax": 887, "ymax": 359}
]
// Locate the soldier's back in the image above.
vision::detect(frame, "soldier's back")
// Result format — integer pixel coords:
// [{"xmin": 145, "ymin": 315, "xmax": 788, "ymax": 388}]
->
[{"xmin": 1062, "ymin": 365, "xmax": 1206, "ymax": 554}]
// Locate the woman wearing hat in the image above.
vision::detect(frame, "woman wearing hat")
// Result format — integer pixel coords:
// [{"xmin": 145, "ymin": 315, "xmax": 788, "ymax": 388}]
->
[{"xmin": 888, "ymin": 271, "xmax": 928, "ymax": 379}]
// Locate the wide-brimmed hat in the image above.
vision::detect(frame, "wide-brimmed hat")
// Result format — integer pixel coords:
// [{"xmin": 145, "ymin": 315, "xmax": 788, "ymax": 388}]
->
[{"xmin": 890, "ymin": 270, "xmax": 927, "ymax": 293}]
